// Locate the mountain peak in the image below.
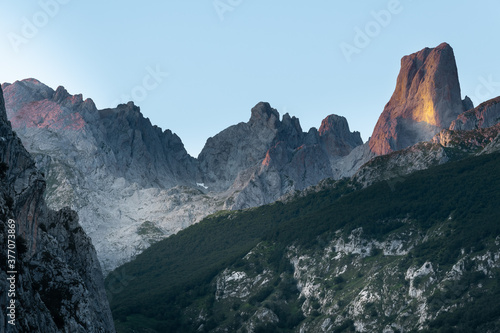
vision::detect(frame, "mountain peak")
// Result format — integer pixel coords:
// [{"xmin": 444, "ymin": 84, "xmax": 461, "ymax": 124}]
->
[
  {"xmin": 19, "ymin": 77, "xmax": 46, "ymax": 86},
  {"xmin": 450, "ymin": 96, "xmax": 500, "ymax": 131},
  {"xmin": 53, "ymin": 85, "xmax": 70, "ymax": 102},
  {"xmin": 117, "ymin": 101, "xmax": 140, "ymax": 112},
  {"xmin": 318, "ymin": 114, "xmax": 363, "ymax": 156},
  {"xmin": 435, "ymin": 41, "xmax": 452, "ymax": 50},
  {"xmin": 319, "ymin": 114, "xmax": 350, "ymax": 136},
  {"xmin": 369, "ymin": 42, "xmax": 465, "ymax": 155},
  {"xmin": 249, "ymin": 102, "xmax": 280, "ymax": 128}
]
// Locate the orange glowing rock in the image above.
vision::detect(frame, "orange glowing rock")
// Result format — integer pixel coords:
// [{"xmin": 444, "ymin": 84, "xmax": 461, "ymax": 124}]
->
[
  {"xmin": 369, "ymin": 43, "xmax": 466, "ymax": 156},
  {"xmin": 10, "ymin": 99, "xmax": 86, "ymax": 131}
]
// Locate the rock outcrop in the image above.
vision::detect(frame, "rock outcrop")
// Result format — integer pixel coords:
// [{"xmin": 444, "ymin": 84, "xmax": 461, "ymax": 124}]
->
[
  {"xmin": 227, "ymin": 112, "xmax": 363, "ymax": 209},
  {"xmin": 198, "ymin": 102, "xmax": 363, "ymax": 209},
  {"xmin": 3, "ymin": 79, "xmax": 197, "ymax": 189},
  {"xmin": 354, "ymin": 120, "xmax": 500, "ymax": 189},
  {"xmin": 198, "ymin": 102, "xmax": 283, "ymax": 191},
  {"xmin": 97, "ymin": 102, "xmax": 198, "ymax": 188},
  {"xmin": 0, "ymin": 84, "xmax": 115, "ymax": 332},
  {"xmin": 450, "ymin": 96, "xmax": 500, "ymax": 131},
  {"xmin": 369, "ymin": 43, "xmax": 467, "ymax": 155},
  {"xmin": 318, "ymin": 114, "xmax": 365, "ymax": 157}
]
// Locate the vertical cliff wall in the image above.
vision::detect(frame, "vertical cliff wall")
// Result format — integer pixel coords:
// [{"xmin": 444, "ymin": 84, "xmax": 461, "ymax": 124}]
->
[{"xmin": 0, "ymin": 84, "xmax": 115, "ymax": 332}]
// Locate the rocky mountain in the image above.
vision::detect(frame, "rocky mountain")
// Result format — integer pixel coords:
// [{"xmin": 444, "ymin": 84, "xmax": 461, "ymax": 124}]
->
[
  {"xmin": 198, "ymin": 102, "xmax": 284, "ymax": 191},
  {"xmin": 103, "ymin": 40, "xmax": 500, "ymax": 331},
  {"xmin": 200, "ymin": 102, "xmax": 363, "ymax": 209},
  {"xmin": 2, "ymin": 82, "xmax": 364, "ymax": 273},
  {"xmin": 353, "ymin": 95, "xmax": 500, "ymax": 189},
  {"xmin": 369, "ymin": 43, "xmax": 469, "ymax": 155},
  {"xmin": 4, "ymin": 42, "xmax": 495, "ymax": 279},
  {"xmin": 105, "ymin": 149, "xmax": 500, "ymax": 332},
  {"xmin": 2, "ymin": 79, "xmax": 221, "ymax": 273},
  {"xmin": 4, "ymin": 40, "xmax": 500, "ymax": 332},
  {"xmin": 4, "ymin": 79, "xmax": 197, "ymax": 189},
  {"xmin": 450, "ymin": 96, "xmax": 500, "ymax": 131},
  {"xmin": 0, "ymin": 84, "xmax": 115, "ymax": 332}
]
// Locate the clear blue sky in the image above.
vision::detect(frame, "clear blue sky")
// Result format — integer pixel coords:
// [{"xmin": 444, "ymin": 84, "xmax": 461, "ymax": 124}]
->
[{"xmin": 1, "ymin": 1, "xmax": 499, "ymax": 156}]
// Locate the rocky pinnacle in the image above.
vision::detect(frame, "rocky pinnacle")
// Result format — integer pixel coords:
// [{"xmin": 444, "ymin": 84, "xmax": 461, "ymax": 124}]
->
[{"xmin": 369, "ymin": 42, "xmax": 466, "ymax": 155}]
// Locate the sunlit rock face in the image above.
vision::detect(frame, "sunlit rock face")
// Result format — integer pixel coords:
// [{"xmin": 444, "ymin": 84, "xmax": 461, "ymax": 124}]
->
[{"xmin": 369, "ymin": 43, "xmax": 466, "ymax": 155}]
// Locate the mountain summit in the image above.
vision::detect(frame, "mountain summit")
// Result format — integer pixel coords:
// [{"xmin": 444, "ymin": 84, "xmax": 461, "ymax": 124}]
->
[
  {"xmin": 2, "ymin": 81, "xmax": 364, "ymax": 272},
  {"xmin": 0, "ymin": 83, "xmax": 115, "ymax": 332},
  {"xmin": 369, "ymin": 42, "xmax": 468, "ymax": 155}
]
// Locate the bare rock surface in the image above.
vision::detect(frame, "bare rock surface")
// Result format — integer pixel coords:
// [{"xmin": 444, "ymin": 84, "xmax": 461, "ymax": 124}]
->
[
  {"xmin": 3, "ymin": 83, "xmax": 364, "ymax": 272},
  {"xmin": 369, "ymin": 43, "xmax": 466, "ymax": 155},
  {"xmin": 450, "ymin": 96, "xmax": 500, "ymax": 131},
  {"xmin": 5, "ymin": 43, "xmax": 497, "ymax": 274},
  {"xmin": 0, "ymin": 84, "xmax": 115, "ymax": 332}
]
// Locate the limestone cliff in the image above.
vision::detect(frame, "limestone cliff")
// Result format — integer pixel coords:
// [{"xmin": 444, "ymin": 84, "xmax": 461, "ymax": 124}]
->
[
  {"xmin": 2, "ymin": 79, "xmax": 213, "ymax": 273},
  {"xmin": 0, "ymin": 84, "xmax": 115, "ymax": 332},
  {"xmin": 3, "ymin": 84, "xmax": 365, "ymax": 272},
  {"xmin": 198, "ymin": 102, "xmax": 363, "ymax": 209},
  {"xmin": 369, "ymin": 43, "xmax": 467, "ymax": 155},
  {"xmin": 450, "ymin": 96, "xmax": 500, "ymax": 131}
]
